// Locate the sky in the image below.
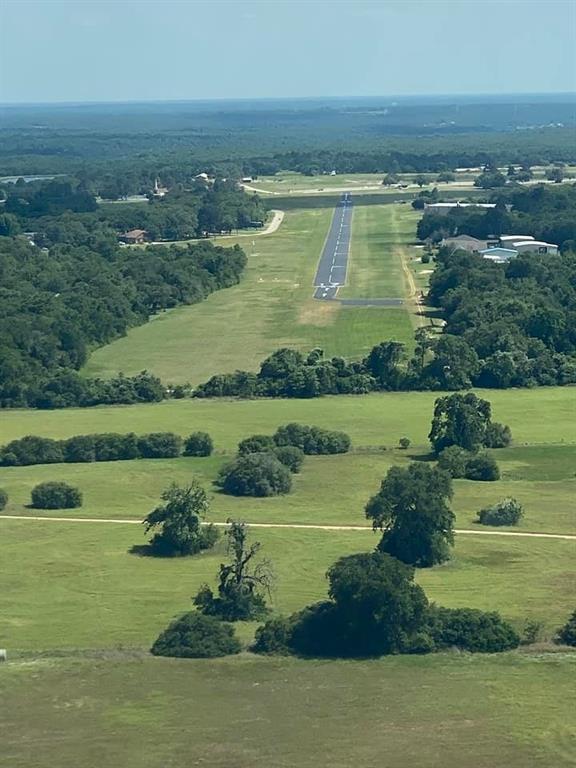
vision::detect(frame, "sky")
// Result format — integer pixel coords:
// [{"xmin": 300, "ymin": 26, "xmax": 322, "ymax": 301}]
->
[{"xmin": 1, "ymin": 0, "xmax": 575, "ymax": 104}]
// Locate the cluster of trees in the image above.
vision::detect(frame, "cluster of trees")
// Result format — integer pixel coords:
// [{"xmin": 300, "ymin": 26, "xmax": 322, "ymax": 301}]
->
[
  {"xmin": 215, "ymin": 423, "xmax": 350, "ymax": 497},
  {"xmin": 0, "ymin": 233, "xmax": 246, "ymax": 408},
  {"xmin": 477, "ymin": 497, "xmax": 524, "ymax": 526},
  {"xmin": 253, "ymin": 551, "xmax": 520, "ymax": 658},
  {"xmin": 0, "ymin": 430, "xmax": 214, "ymax": 466},
  {"xmin": 426, "ymin": 250, "xmax": 576, "ymax": 389}
]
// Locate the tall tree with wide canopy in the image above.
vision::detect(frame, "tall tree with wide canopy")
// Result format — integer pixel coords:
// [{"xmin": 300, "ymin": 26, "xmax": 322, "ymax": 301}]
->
[{"xmin": 365, "ymin": 464, "xmax": 455, "ymax": 567}]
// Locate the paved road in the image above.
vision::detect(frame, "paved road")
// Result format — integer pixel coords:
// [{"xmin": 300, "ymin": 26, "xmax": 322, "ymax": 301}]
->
[
  {"xmin": 1, "ymin": 515, "xmax": 574, "ymax": 541},
  {"xmin": 313, "ymin": 193, "xmax": 353, "ymax": 299}
]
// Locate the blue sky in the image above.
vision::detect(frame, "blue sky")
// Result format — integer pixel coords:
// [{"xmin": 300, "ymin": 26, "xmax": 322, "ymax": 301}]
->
[{"xmin": 1, "ymin": 0, "xmax": 575, "ymax": 103}]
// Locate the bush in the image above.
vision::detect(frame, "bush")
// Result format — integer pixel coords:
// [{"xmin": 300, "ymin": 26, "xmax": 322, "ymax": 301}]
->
[
  {"xmin": 238, "ymin": 434, "xmax": 276, "ymax": 456},
  {"xmin": 63, "ymin": 435, "xmax": 96, "ymax": 463},
  {"xmin": 555, "ymin": 609, "xmax": 576, "ymax": 647},
  {"xmin": 0, "ymin": 435, "xmax": 64, "ymax": 466},
  {"xmin": 217, "ymin": 453, "xmax": 292, "ymax": 497},
  {"xmin": 437, "ymin": 445, "xmax": 471, "ymax": 478},
  {"xmin": 484, "ymin": 422, "xmax": 512, "ymax": 448},
  {"xmin": 252, "ymin": 616, "xmax": 294, "ymax": 655},
  {"xmin": 273, "ymin": 423, "xmax": 351, "ymax": 454},
  {"xmin": 398, "ymin": 437, "xmax": 411, "ymax": 450},
  {"xmin": 137, "ymin": 432, "xmax": 182, "ymax": 459},
  {"xmin": 273, "ymin": 445, "xmax": 304, "ymax": 473},
  {"xmin": 31, "ymin": 481, "xmax": 82, "ymax": 509},
  {"xmin": 94, "ymin": 433, "xmax": 140, "ymax": 461},
  {"xmin": 464, "ymin": 453, "xmax": 500, "ymax": 481},
  {"xmin": 0, "ymin": 489, "xmax": 8, "ymax": 510},
  {"xmin": 150, "ymin": 612, "xmax": 241, "ymax": 658},
  {"xmin": 183, "ymin": 431, "xmax": 213, "ymax": 457},
  {"xmin": 477, "ymin": 497, "xmax": 523, "ymax": 526},
  {"xmin": 426, "ymin": 606, "xmax": 520, "ymax": 652}
]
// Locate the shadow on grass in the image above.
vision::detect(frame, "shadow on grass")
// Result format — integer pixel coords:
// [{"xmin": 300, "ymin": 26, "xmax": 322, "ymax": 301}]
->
[{"xmin": 409, "ymin": 452, "xmax": 436, "ymax": 463}]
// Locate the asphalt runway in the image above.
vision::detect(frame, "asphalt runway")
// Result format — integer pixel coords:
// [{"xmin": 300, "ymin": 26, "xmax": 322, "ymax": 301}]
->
[
  {"xmin": 313, "ymin": 192, "xmax": 353, "ymax": 299},
  {"xmin": 312, "ymin": 193, "xmax": 405, "ymax": 306}
]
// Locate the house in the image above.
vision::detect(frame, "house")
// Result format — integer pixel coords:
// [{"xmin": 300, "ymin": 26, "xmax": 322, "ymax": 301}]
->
[
  {"xmin": 241, "ymin": 176, "xmax": 253, "ymax": 184},
  {"xmin": 119, "ymin": 229, "xmax": 148, "ymax": 245},
  {"xmin": 499, "ymin": 235, "xmax": 534, "ymax": 246},
  {"xmin": 511, "ymin": 240, "xmax": 558, "ymax": 255},
  {"xmin": 442, "ymin": 234, "xmax": 488, "ymax": 253},
  {"xmin": 195, "ymin": 172, "xmax": 209, "ymax": 181},
  {"xmin": 424, "ymin": 202, "xmax": 497, "ymax": 215}
]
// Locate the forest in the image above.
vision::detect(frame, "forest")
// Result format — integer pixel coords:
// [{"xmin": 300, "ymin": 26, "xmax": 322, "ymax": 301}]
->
[{"xmin": 0, "ymin": 233, "xmax": 246, "ymax": 408}]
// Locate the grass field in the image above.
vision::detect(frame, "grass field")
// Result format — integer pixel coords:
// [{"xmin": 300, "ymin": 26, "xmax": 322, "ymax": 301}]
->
[
  {"xmin": 83, "ymin": 203, "xmax": 419, "ymax": 384},
  {"xmin": 2, "ymin": 653, "xmax": 574, "ymax": 768},
  {"xmin": 3, "ymin": 387, "xmax": 575, "ymax": 447}
]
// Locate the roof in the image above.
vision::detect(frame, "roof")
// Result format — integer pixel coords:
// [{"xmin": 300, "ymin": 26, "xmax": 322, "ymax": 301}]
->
[
  {"xmin": 425, "ymin": 202, "xmax": 496, "ymax": 209},
  {"xmin": 512, "ymin": 240, "xmax": 556, "ymax": 248},
  {"xmin": 480, "ymin": 247, "xmax": 517, "ymax": 256},
  {"xmin": 122, "ymin": 229, "xmax": 147, "ymax": 238},
  {"xmin": 446, "ymin": 234, "xmax": 485, "ymax": 243},
  {"xmin": 500, "ymin": 234, "xmax": 534, "ymax": 241}
]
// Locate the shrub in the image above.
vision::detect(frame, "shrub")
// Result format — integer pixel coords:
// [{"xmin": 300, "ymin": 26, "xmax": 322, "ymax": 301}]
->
[
  {"xmin": 0, "ymin": 435, "xmax": 64, "ymax": 466},
  {"xmin": 150, "ymin": 612, "xmax": 241, "ymax": 658},
  {"xmin": 94, "ymin": 433, "xmax": 140, "ymax": 461},
  {"xmin": 31, "ymin": 481, "xmax": 82, "ymax": 509},
  {"xmin": 426, "ymin": 606, "xmax": 520, "ymax": 652},
  {"xmin": 273, "ymin": 423, "xmax": 351, "ymax": 454},
  {"xmin": 437, "ymin": 446, "xmax": 471, "ymax": 478},
  {"xmin": 398, "ymin": 437, "xmax": 411, "ymax": 450},
  {"xmin": 273, "ymin": 445, "xmax": 304, "ymax": 473},
  {"xmin": 183, "ymin": 431, "xmax": 213, "ymax": 457},
  {"xmin": 252, "ymin": 617, "xmax": 294, "ymax": 655},
  {"xmin": 238, "ymin": 434, "xmax": 276, "ymax": 456},
  {"xmin": 464, "ymin": 453, "xmax": 500, "ymax": 481},
  {"xmin": 63, "ymin": 435, "xmax": 96, "ymax": 463},
  {"xmin": 484, "ymin": 422, "xmax": 512, "ymax": 448},
  {"xmin": 0, "ymin": 489, "xmax": 8, "ymax": 510},
  {"xmin": 477, "ymin": 497, "xmax": 523, "ymax": 526},
  {"xmin": 137, "ymin": 432, "xmax": 182, "ymax": 459},
  {"xmin": 555, "ymin": 609, "xmax": 576, "ymax": 647},
  {"xmin": 216, "ymin": 453, "xmax": 292, "ymax": 497}
]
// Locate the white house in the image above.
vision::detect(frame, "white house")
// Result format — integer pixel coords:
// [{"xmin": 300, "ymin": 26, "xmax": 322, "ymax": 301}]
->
[
  {"xmin": 479, "ymin": 247, "xmax": 518, "ymax": 263},
  {"xmin": 512, "ymin": 240, "xmax": 558, "ymax": 255}
]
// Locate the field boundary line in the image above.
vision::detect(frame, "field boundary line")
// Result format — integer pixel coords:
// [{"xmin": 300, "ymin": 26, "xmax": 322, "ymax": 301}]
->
[{"xmin": 1, "ymin": 515, "xmax": 575, "ymax": 540}]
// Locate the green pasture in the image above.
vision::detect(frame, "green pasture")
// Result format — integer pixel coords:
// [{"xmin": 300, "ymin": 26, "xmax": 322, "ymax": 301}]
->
[
  {"xmin": 83, "ymin": 203, "xmax": 419, "ymax": 384},
  {"xmin": 1, "ymin": 443, "xmax": 575, "ymax": 534},
  {"xmin": 3, "ymin": 387, "xmax": 575, "ymax": 448},
  {"xmin": 0, "ymin": 518, "xmax": 574, "ymax": 652},
  {"xmin": 2, "ymin": 653, "xmax": 574, "ymax": 768}
]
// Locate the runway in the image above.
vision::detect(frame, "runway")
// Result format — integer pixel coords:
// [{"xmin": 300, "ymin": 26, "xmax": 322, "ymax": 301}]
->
[
  {"xmin": 312, "ymin": 193, "xmax": 404, "ymax": 306},
  {"xmin": 313, "ymin": 192, "xmax": 353, "ymax": 299}
]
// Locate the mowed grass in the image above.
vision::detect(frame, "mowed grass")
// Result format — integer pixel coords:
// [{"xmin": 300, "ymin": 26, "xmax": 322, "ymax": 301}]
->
[
  {"xmin": 0, "ymin": 519, "xmax": 574, "ymax": 652},
  {"xmin": 83, "ymin": 203, "xmax": 419, "ymax": 384},
  {"xmin": 2, "ymin": 653, "xmax": 575, "ymax": 768},
  {"xmin": 3, "ymin": 387, "xmax": 575, "ymax": 448}
]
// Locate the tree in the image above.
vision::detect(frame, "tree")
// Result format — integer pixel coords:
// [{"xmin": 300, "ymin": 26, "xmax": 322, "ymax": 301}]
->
[
  {"xmin": 0, "ymin": 489, "xmax": 8, "ymax": 510},
  {"xmin": 365, "ymin": 464, "xmax": 455, "ymax": 567},
  {"xmin": 151, "ymin": 612, "xmax": 241, "ymax": 658},
  {"xmin": 555, "ymin": 609, "xmax": 576, "ymax": 647},
  {"xmin": 474, "ymin": 171, "xmax": 507, "ymax": 188},
  {"xmin": 477, "ymin": 497, "xmax": 523, "ymax": 526},
  {"xmin": 238, "ymin": 434, "xmax": 276, "ymax": 455},
  {"xmin": 546, "ymin": 167, "xmax": 565, "ymax": 183},
  {"xmin": 426, "ymin": 606, "xmax": 520, "ymax": 652},
  {"xmin": 195, "ymin": 520, "xmax": 273, "ymax": 620},
  {"xmin": 414, "ymin": 174, "xmax": 429, "ymax": 188},
  {"xmin": 143, "ymin": 481, "xmax": 218, "ymax": 556},
  {"xmin": 137, "ymin": 432, "xmax": 182, "ymax": 458},
  {"xmin": 437, "ymin": 445, "xmax": 471, "ymax": 478},
  {"xmin": 183, "ymin": 431, "xmax": 213, "ymax": 456},
  {"xmin": 259, "ymin": 552, "xmax": 429, "ymax": 658},
  {"xmin": 398, "ymin": 437, "xmax": 411, "ymax": 450},
  {"xmin": 273, "ymin": 445, "xmax": 304, "ymax": 473},
  {"xmin": 484, "ymin": 422, "xmax": 512, "ymax": 448},
  {"xmin": 273, "ymin": 423, "xmax": 351, "ymax": 454},
  {"xmin": 31, "ymin": 481, "xmax": 82, "ymax": 509},
  {"xmin": 436, "ymin": 172, "xmax": 456, "ymax": 183},
  {"xmin": 428, "ymin": 393, "xmax": 492, "ymax": 454},
  {"xmin": 217, "ymin": 453, "xmax": 292, "ymax": 497},
  {"xmin": 364, "ymin": 341, "xmax": 405, "ymax": 389},
  {"xmin": 423, "ymin": 335, "xmax": 480, "ymax": 390},
  {"xmin": 464, "ymin": 453, "xmax": 500, "ymax": 481}
]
